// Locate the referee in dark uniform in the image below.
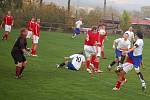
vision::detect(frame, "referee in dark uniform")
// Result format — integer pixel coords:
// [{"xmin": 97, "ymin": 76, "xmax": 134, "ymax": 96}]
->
[{"xmin": 11, "ymin": 28, "xmax": 30, "ymax": 79}]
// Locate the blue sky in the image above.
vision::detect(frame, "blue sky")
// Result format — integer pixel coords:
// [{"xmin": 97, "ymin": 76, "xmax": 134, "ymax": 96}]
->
[{"xmin": 43, "ymin": 0, "xmax": 150, "ymax": 11}]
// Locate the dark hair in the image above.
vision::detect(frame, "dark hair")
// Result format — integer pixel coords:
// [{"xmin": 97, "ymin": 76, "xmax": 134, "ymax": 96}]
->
[
  {"xmin": 20, "ymin": 28, "xmax": 27, "ymax": 34},
  {"xmin": 135, "ymin": 31, "xmax": 143, "ymax": 39},
  {"xmin": 91, "ymin": 26, "xmax": 97, "ymax": 31},
  {"xmin": 79, "ymin": 51, "xmax": 84, "ymax": 55}
]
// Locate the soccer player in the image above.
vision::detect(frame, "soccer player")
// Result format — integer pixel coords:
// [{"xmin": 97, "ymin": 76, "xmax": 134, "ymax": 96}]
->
[
  {"xmin": 56, "ymin": 52, "xmax": 85, "ymax": 71},
  {"xmin": 107, "ymin": 33, "xmax": 131, "ymax": 70},
  {"xmin": 1, "ymin": 11, "xmax": 14, "ymax": 40},
  {"xmin": 26, "ymin": 17, "xmax": 36, "ymax": 39},
  {"xmin": 31, "ymin": 19, "xmax": 40, "ymax": 56},
  {"xmin": 72, "ymin": 18, "xmax": 83, "ymax": 38},
  {"xmin": 125, "ymin": 27, "xmax": 135, "ymax": 43},
  {"xmin": 112, "ymin": 53, "xmax": 133, "ymax": 91},
  {"xmin": 98, "ymin": 24, "xmax": 108, "ymax": 59},
  {"xmin": 11, "ymin": 28, "xmax": 30, "ymax": 79},
  {"xmin": 84, "ymin": 26, "xmax": 101, "ymax": 73},
  {"xmin": 127, "ymin": 32, "xmax": 146, "ymax": 91}
]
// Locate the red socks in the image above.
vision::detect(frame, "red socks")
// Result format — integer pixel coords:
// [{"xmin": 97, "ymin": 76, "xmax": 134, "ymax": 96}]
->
[
  {"xmin": 20, "ymin": 66, "xmax": 25, "ymax": 75},
  {"xmin": 94, "ymin": 60, "xmax": 99, "ymax": 71},
  {"xmin": 86, "ymin": 59, "xmax": 90, "ymax": 69},
  {"xmin": 16, "ymin": 66, "xmax": 22, "ymax": 77},
  {"xmin": 2, "ymin": 34, "xmax": 8, "ymax": 40},
  {"xmin": 115, "ymin": 81, "xmax": 121, "ymax": 89}
]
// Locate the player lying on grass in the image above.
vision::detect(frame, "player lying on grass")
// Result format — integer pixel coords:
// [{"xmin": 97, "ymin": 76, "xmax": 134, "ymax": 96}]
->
[
  {"xmin": 107, "ymin": 33, "xmax": 131, "ymax": 70},
  {"xmin": 11, "ymin": 28, "xmax": 31, "ymax": 79},
  {"xmin": 84, "ymin": 26, "xmax": 102, "ymax": 74},
  {"xmin": 56, "ymin": 52, "xmax": 85, "ymax": 71}
]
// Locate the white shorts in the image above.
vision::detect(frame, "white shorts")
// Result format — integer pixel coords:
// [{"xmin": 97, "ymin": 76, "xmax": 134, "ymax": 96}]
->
[
  {"xmin": 121, "ymin": 63, "xmax": 133, "ymax": 73},
  {"xmin": 97, "ymin": 47, "xmax": 101, "ymax": 57},
  {"xmin": 33, "ymin": 35, "xmax": 39, "ymax": 44},
  {"xmin": 84, "ymin": 45, "xmax": 96, "ymax": 57},
  {"xmin": 26, "ymin": 31, "xmax": 32, "ymax": 39},
  {"xmin": 5, "ymin": 25, "xmax": 11, "ymax": 32}
]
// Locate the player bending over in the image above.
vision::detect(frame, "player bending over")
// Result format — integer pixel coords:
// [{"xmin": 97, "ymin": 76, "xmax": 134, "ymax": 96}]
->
[
  {"xmin": 11, "ymin": 28, "xmax": 30, "ymax": 79},
  {"xmin": 107, "ymin": 33, "xmax": 131, "ymax": 71},
  {"xmin": 56, "ymin": 52, "xmax": 85, "ymax": 71}
]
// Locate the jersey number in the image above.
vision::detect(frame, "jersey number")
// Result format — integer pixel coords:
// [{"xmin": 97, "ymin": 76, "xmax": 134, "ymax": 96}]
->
[{"xmin": 76, "ymin": 56, "xmax": 81, "ymax": 62}]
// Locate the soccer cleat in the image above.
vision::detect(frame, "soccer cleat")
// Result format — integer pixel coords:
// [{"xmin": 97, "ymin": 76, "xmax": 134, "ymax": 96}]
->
[
  {"xmin": 31, "ymin": 54, "xmax": 38, "ymax": 57},
  {"xmin": 86, "ymin": 68, "xmax": 92, "ymax": 74},
  {"xmin": 121, "ymin": 79, "xmax": 127, "ymax": 86},
  {"xmin": 96, "ymin": 70, "xmax": 103, "ymax": 73},
  {"xmin": 56, "ymin": 64, "xmax": 60, "ymax": 68},
  {"xmin": 107, "ymin": 65, "xmax": 112, "ymax": 71},
  {"xmin": 142, "ymin": 82, "xmax": 146, "ymax": 92},
  {"xmin": 112, "ymin": 87, "xmax": 120, "ymax": 91},
  {"xmin": 15, "ymin": 76, "xmax": 21, "ymax": 79}
]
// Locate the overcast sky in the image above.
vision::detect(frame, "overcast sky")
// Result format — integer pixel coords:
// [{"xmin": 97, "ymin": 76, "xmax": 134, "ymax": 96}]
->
[{"xmin": 43, "ymin": 0, "xmax": 150, "ymax": 11}]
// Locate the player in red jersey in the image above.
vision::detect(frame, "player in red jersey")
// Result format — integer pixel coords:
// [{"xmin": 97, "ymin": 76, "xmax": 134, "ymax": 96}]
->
[
  {"xmin": 1, "ymin": 11, "xmax": 14, "ymax": 40},
  {"xmin": 84, "ymin": 26, "xmax": 100, "ymax": 73},
  {"xmin": 112, "ymin": 53, "xmax": 133, "ymax": 91},
  {"xmin": 31, "ymin": 19, "xmax": 40, "ymax": 56},
  {"xmin": 26, "ymin": 17, "xmax": 36, "ymax": 39},
  {"xmin": 98, "ymin": 25, "xmax": 108, "ymax": 59}
]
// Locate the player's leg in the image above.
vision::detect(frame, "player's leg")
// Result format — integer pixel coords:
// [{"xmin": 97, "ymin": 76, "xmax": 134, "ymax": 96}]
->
[
  {"xmin": 101, "ymin": 45, "xmax": 106, "ymax": 59},
  {"xmin": 20, "ymin": 55, "xmax": 27, "ymax": 76},
  {"xmin": 56, "ymin": 61, "xmax": 68, "ymax": 68}
]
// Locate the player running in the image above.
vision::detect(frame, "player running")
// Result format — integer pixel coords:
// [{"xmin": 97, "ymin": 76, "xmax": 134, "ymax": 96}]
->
[
  {"xmin": 84, "ymin": 26, "xmax": 101, "ymax": 73},
  {"xmin": 11, "ymin": 28, "xmax": 30, "ymax": 79},
  {"xmin": 26, "ymin": 17, "xmax": 36, "ymax": 39},
  {"xmin": 107, "ymin": 33, "xmax": 131, "ymax": 70},
  {"xmin": 126, "ymin": 31, "xmax": 146, "ymax": 92},
  {"xmin": 72, "ymin": 18, "xmax": 83, "ymax": 38},
  {"xmin": 125, "ymin": 27, "xmax": 135, "ymax": 44},
  {"xmin": 56, "ymin": 52, "xmax": 85, "ymax": 71},
  {"xmin": 1, "ymin": 11, "xmax": 14, "ymax": 40},
  {"xmin": 31, "ymin": 19, "xmax": 40, "ymax": 56}
]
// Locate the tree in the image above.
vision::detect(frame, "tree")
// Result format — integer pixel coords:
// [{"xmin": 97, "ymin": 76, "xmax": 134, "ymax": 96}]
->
[{"xmin": 120, "ymin": 10, "xmax": 131, "ymax": 32}]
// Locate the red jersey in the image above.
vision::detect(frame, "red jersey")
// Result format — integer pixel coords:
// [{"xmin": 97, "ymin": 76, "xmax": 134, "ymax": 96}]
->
[
  {"xmin": 33, "ymin": 22, "xmax": 40, "ymax": 37},
  {"xmin": 126, "ymin": 57, "xmax": 133, "ymax": 64},
  {"xmin": 27, "ymin": 21, "xmax": 35, "ymax": 31},
  {"xmin": 3, "ymin": 15, "xmax": 13, "ymax": 25},
  {"xmin": 84, "ymin": 31, "xmax": 98, "ymax": 46},
  {"xmin": 98, "ymin": 31, "xmax": 108, "ymax": 47}
]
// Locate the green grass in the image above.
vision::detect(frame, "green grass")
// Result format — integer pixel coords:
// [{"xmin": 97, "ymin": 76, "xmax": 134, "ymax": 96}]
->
[{"xmin": 0, "ymin": 29, "xmax": 150, "ymax": 100}]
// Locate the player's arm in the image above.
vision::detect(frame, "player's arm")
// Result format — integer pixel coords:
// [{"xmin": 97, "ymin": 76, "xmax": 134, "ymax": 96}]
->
[
  {"xmin": 22, "ymin": 49, "xmax": 31, "ymax": 56},
  {"xmin": 119, "ymin": 48, "xmax": 128, "ymax": 51},
  {"xmin": 1, "ymin": 20, "xmax": 4, "ymax": 28},
  {"xmin": 112, "ymin": 40, "xmax": 116, "ymax": 49},
  {"xmin": 12, "ymin": 19, "xmax": 14, "ymax": 26},
  {"xmin": 64, "ymin": 57, "xmax": 70, "ymax": 60}
]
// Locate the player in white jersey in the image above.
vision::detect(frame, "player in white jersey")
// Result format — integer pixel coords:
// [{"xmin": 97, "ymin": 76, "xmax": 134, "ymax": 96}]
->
[
  {"xmin": 107, "ymin": 33, "xmax": 131, "ymax": 70},
  {"xmin": 56, "ymin": 52, "xmax": 85, "ymax": 71},
  {"xmin": 127, "ymin": 32, "xmax": 146, "ymax": 92},
  {"xmin": 72, "ymin": 18, "xmax": 83, "ymax": 38},
  {"xmin": 125, "ymin": 27, "xmax": 134, "ymax": 43}
]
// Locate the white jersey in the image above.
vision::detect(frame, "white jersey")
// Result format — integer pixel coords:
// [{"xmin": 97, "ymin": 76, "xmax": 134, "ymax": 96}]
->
[
  {"xmin": 115, "ymin": 38, "xmax": 131, "ymax": 51},
  {"xmin": 69, "ymin": 54, "xmax": 85, "ymax": 70},
  {"xmin": 125, "ymin": 31, "xmax": 134, "ymax": 42},
  {"xmin": 133, "ymin": 39, "xmax": 143, "ymax": 56},
  {"xmin": 75, "ymin": 20, "xmax": 82, "ymax": 28}
]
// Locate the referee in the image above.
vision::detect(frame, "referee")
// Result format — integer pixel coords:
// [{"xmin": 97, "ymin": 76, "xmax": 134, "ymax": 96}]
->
[{"xmin": 11, "ymin": 28, "xmax": 30, "ymax": 79}]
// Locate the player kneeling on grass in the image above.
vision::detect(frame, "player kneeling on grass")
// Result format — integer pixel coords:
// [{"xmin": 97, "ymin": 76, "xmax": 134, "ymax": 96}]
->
[
  {"xmin": 56, "ymin": 52, "xmax": 85, "ymax": 71},
  {"xmin": 11, "ymin": 28, "xmax": 31, "ymax": 79}
]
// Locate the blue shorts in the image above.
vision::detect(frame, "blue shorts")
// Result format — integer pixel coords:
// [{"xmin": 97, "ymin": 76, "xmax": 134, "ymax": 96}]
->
[
  {"xmin": 74, "ymin": 28, "xmax": 80, "ymax": 34},
  {"xmin": 67, "ymin": 62, "xmax": 77, "ymax": 70},
  {"xmin": 128, "ymin": 52, "xmax": 142, "ymax": 68},
  {"xmin": 115, "ymin": 49, "xmax": 122, "ymax": 58}
]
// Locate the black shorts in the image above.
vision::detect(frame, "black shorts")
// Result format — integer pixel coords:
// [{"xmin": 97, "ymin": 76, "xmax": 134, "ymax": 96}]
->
[{"xmin": 11, "ymin": 52, "xmax": 26, "ymax": 64}]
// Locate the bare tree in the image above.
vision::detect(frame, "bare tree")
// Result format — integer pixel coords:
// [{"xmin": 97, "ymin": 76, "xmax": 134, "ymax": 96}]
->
[{"xmin": 68, "ymin": 0, "xmax": 71, "ymax": 15}]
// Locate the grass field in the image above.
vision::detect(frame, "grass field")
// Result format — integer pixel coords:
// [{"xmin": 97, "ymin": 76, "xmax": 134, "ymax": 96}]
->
[{"xmin": 0, "ymin": 29, "xmax": 150, "ymax": 100}]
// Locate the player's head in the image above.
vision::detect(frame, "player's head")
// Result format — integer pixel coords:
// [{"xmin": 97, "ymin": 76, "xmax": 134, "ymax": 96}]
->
[
  {"xmin": 7, "ymin": 11, "xmax": 11, "ymax": 15},
  {"xmin": 79, "ymin": 17, "xmax": 83, "ymax": 21},
  {"xmin": 91, "ymin": 26, "xmax": 97, "ymax": 34},
  {"xmin": 135, "ymin": 31, "xmax": 143, "ymax": 39},
  {"xmin": 37, "ymin": 18, "xmax": 40, "ymax": 23},
  {"xmin": 79, "ymin": 51, "xmax": 84, "ymax": 55},
  {"xmin": 123, "ymin": 33, "xmax": 129, "ymax": 40},
  {"xmin": 128, "ymin": 27, "xmax": 133, "ymax": 31},
  {"xmin": 31, "ymin": 17, "xmax": 36, "ymax": 21},
  {"xmin": 20, "ymin": 28, "xmax": 28, "ymax": 38}
]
